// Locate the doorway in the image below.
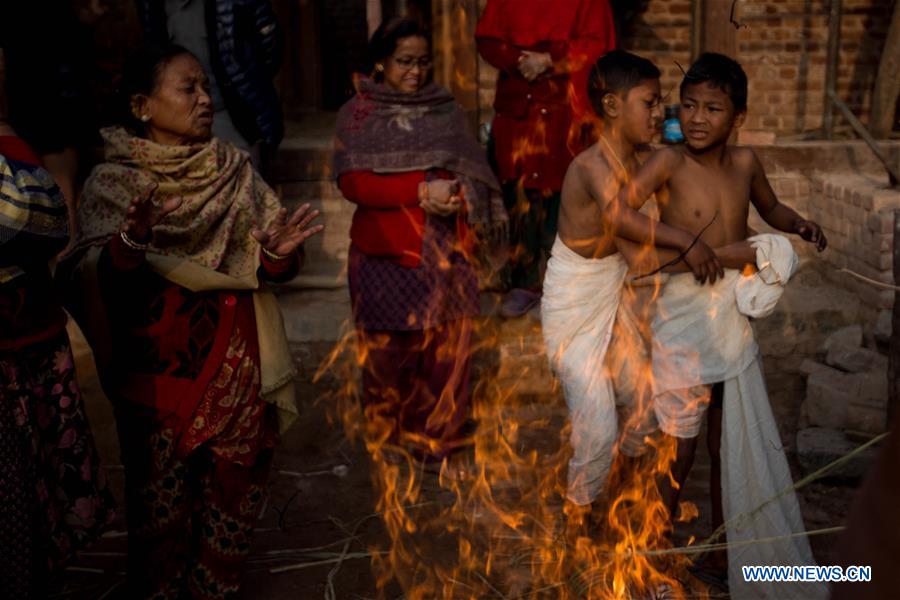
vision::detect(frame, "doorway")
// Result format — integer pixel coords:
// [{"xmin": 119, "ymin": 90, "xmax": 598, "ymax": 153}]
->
[{"xmin": 274, "ymin": 0, "xmax": 433, "ymax": 115}]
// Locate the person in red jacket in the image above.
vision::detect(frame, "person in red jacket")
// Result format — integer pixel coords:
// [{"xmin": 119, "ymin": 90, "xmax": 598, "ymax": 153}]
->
[
  {"xmin": 476, "ymin": 0, "xmax": 616, "ymax": 317},
  {"xmin": 334, "ymin": 18, "xmax": 506, "ymax": 463}
]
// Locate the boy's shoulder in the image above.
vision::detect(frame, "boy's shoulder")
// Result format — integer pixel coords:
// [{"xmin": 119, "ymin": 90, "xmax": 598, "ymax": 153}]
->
[
  {"xmin": 649, "ymin": 144, "xmax": 685, "ymax": 162},
  {"xmin": 643, "ymin": 144, "xmax": 687, "ymax": 177},
  {"xmin": 726, "ymin": 144, "xmax": 760, "ymax": 171},
  {"xmin": 570, "ymin": 143, "xmax": 613, "ymax": 176}
]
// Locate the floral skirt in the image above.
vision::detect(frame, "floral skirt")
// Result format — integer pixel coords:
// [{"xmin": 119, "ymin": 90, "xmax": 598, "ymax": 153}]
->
[{"xmin": 0, "ymin": 331, "xmax": 114, "ymax": 599}]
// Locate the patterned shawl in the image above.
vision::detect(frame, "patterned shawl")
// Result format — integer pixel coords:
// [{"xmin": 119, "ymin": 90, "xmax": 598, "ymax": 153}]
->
[
  {"xmin": 73, "ymin": 126, "xmax": 281, "ymax": 280},
  {"xmin": 333, "ymin": 78, "xmax": 506, "ymax": 231},
  {"xmin": 66, "ymin": 127, "xmax": 297, "ymax": 432}
]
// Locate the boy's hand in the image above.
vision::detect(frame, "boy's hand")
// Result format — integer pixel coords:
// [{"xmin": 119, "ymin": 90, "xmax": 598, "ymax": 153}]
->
[
  {"xmin": 793, "ymin": 219, "xmax": 827, "ymax": 252},
  {"xmin": 684, "ymin": 239, "xmax": 724, "ymax": 284}
]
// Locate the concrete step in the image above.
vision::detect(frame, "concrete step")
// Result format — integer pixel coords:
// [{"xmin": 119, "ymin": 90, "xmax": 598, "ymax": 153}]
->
[{"xmin": 276, "ymin": 289, "xmax": 558, "ymax": 399}]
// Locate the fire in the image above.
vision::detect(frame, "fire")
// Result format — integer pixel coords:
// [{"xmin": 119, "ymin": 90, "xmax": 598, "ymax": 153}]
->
[{"xmin": 315, "ymin": 251, "xmax": 712, "ymax": 598}]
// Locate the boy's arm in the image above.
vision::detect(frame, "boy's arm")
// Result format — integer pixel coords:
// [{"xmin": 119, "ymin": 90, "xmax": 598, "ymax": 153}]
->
[
  {"xmin": 749, "ymin": 150, "xmax": 827, "ymax": 251},
  {"xmin": 617, "ymin": 238, "xmax": 757, "ymax": 274},
  {"xmin": 603, "ymin": 149, "xmax": 724, "ymax": 283}
]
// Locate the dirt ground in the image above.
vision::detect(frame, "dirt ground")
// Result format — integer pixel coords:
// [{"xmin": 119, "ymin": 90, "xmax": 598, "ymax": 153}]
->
[{"xmin": 55, "ymin": 267, "xmax": 871, "ymax": 599}]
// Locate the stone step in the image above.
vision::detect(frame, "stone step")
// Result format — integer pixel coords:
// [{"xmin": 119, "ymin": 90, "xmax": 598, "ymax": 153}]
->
[{"xmin": 277, "ymin": 288, "xmax": 557, "ymax": 398}]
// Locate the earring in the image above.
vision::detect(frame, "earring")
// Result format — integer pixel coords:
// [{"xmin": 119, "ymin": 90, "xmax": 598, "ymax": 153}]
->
[
  {"xmin": 375, "ymin": 63, "xmax": 384, "ymax": 73},
  {"xmin": 141, "ymin": 115, "xmax": 151, "ymax": 122}
]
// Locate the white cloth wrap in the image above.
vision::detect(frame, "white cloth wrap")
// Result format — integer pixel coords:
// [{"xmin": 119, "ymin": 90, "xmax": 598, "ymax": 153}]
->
[
  {"xmin": 735, "ymin": 234, "xmax": 801, "ymax": 318},
  {"xmin": 652, "ymin": 234, "xmax": 826, "ymax": 598},
  {"xmin": 541, "ymin": 236, "xmax": 627, "ymax": 505}
]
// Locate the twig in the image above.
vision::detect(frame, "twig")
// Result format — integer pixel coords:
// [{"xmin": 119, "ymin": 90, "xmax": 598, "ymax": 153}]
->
[
  {"xmin": 838, "ymin": 268, "xmax": 900, "ymax": 290},
  {"xmin": 273, "ymin": 489, "xmax": 303, "ymax": 531},
  {"xmin": 325, "ymin": 517, "xmax": 365, "ymax": 600},
  {"xmin": 260, "ymin": 537, "xmax": 358, "ymax": 556},
  {"xmin": 474, "ymin": 572, "xmax": 511, "ymax": 600},
  {"xmin": 65, "ymin": 566, "xmax": 105, "ymax": 574},
  {"xmin": 269, "ymin": 551, "xmax": 386, "ymax": 574},
  {"xmin": 279, "ymin": 465, "xmax": 349, "ymax": 479},
  {"xmin": 702, "ymin": 431, "xmax": 887, "ymax": 547},
  {"xmin": 631, "ymin": 525, "xmax": 845, "ymax": 558},
  {"xmin": 97, "ymin": 580, "xmax": 126, "ymax": 600},
  {"xmin": 101, "ymin": 530, "xmax": 128, "ymax": 539},
  {"xmin": 632, "ymin": 212, "xmax": 719, "ymax": 281}
]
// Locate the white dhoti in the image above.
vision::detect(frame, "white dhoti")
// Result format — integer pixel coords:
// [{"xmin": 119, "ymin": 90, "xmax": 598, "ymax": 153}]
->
[
  {"xmin": 652, "ymin": 234, "xmax": 826, "ymax": 599},
  {"xmin": 541, "ymin": 237, "xmax": 628, "ymax": 505}
]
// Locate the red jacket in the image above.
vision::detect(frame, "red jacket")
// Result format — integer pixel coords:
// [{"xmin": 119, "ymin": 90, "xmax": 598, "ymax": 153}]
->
[
  {"xmin": 339, "ymin": 170, "xmax": 468, "ymax": 268},
  {"xmin": 476, "ymin": 0, "xmax": 616, "ymax": 192}
]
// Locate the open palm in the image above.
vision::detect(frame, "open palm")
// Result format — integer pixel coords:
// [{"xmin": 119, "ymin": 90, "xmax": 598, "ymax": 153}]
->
[
  {"xmin": 251, "ymin": 203, "xmax": 324, "ymax": 258},
  {"xmin": 123, "ymin": 184, "xmax": 183, "ymax": 242}
]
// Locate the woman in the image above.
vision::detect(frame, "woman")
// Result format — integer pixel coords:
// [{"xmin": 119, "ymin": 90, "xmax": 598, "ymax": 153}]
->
[
  {"xmin": 1, "ymin": 58, "xmax": 112, "ymax": 596},
  {"xmin": 333, "ymin": 18, "xmax": 506, "ymax": 463},
  {"xmin": 61, "ymin": 44, "xmax": 322, "ymax": 598}
]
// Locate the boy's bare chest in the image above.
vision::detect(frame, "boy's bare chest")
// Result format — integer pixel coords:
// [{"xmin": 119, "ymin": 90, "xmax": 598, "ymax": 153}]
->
[{"xmin": 666, "ymin": 163, "xmax": 751, "ymax": 222}]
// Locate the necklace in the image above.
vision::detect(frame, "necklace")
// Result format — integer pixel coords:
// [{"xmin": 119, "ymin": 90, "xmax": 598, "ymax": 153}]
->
[{"xmin": 598, "ymin": 134, "xmax": 630, "ymax": 177}]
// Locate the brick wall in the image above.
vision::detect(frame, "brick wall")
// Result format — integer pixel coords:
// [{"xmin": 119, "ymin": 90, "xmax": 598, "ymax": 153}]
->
[
  {"xmin": 469, "ymin": 0, "xmax": 893, "ymax": 136},
  {"xmin": 808, "ymin": 174, "xmax": 898, "ymax": 312},
  {"xmin": 736, "ymin": 0, "xmax": 892, "ymax": 133}
]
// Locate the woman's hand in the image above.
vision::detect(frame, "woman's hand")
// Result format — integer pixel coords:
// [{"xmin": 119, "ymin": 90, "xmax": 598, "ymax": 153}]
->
[
  {"xmin": 420, "ymin": 179, "xmax": 462, "ymax": 217},
  {"xmin": 251, "ymin": 203, "xmax": 324, "ymax": 258},
  {"xmin": 123, "ymin": 184, "xmax": 183, "ymax": 242},
  {"xmin": 517, "ymin": 51, "xmax": 552, "ymax": 82}
]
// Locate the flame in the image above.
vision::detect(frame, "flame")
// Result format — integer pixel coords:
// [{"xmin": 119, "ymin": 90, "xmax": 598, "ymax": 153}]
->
[{"xmin": 316, "ymin": 217, "xmax": 713, "ymax": 599}]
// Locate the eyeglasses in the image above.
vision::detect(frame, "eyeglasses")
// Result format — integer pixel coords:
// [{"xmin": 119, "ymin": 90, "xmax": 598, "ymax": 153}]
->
[{"xmin": 390, "ymin": 56, "xmax": 433, "ymax": 70}]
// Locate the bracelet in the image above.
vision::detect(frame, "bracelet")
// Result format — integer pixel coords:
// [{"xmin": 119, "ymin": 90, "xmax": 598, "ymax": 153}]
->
[
  {"xmin": 261, "ymin": 246, "xmax": 291, "ymax": 261},
  {"xmin": 120, "ymin": 230, "xmax": 152, "ymax": 251}
]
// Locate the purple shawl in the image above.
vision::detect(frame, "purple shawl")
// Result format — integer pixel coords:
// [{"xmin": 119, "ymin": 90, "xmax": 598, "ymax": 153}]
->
[{"xmin": 333, "ymin": 78, "xmax": 506, "ymax": 230}]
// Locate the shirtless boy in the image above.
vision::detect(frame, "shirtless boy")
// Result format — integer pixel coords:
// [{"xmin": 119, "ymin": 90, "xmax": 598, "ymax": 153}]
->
[
  {"xmin": 618, "ymin": 53, "xmax": 827, "ymax": 590},
  {"xmin": 541, "ymin": 50, "xmax": 721, "ymax": 511}
]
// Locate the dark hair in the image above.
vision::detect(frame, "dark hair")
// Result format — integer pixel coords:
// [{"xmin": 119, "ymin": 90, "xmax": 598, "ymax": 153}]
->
[
  {"xmin": 679, "ymin": 52, "xmax": 748, "ymax": 113},
  {"xmin": 367, "ymin": 17, "xmax": 431, "ymax": 80},
  {"xmin": 588, "ymin": 50, "xmax": 661, "ymax": 117},
  {"xmin": 117, "ymin": 43, "xmax": 196, "ymax": 132}
]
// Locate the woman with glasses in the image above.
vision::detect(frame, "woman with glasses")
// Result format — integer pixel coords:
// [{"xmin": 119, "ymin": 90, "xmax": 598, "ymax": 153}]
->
[{"xmin": 333, "ymin": 18, "xmax": 506, "ymax": 465}]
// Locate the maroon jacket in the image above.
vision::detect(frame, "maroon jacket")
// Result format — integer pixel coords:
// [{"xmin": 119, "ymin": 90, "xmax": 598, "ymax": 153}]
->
[{"xmin": 476, "ymin": 0, "xmax": 616, "ymax": 192}]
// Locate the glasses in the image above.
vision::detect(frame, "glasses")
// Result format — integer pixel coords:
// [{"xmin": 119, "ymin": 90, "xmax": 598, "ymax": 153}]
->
[{"xmin": 390, "ymin": 55, "xmax": 433, "ymax": 70}]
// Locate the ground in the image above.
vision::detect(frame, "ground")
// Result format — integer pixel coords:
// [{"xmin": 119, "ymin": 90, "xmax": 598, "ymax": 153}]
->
[{"xmin": 57, "ymin": 264, "xmax": 872, "ymax": 599}]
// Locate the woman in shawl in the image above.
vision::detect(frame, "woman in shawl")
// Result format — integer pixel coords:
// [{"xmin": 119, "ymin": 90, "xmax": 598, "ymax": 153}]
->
[
  {"xmin": 60, "ymin": 44, "xmax": 322, "ymax": 599},
  {"xmin": 333, "ymin": 18, "xmax": 506, "ymax": 464},
  {"xmin": 1, "ymin": 53, "xmax": 113, "ymax": 596}
]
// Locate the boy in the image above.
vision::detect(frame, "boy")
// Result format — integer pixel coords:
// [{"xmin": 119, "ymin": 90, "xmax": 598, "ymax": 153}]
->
[
  {"xmin": 541, "ymin": 50, "xmax": 721, "ymax": 511},
  {"xmin": 619, "ymin": 53, "xmax": 828, "ymax": 597}
]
